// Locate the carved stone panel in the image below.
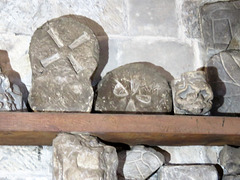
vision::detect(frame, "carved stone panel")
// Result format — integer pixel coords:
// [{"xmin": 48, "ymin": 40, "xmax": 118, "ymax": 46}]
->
[
  {"xmin": 53, "ymin": 133, "xmax": 118, "ymax": 180},
  {"xmin": 171, "ymin": 71, "xmax": 213, "ymax": 115},
  {"xmin": 122, "ymin": 146, "xmax": 165, "ymax": 180},
  {"xmin": 95, "ymin": 62, "xmax": 172, "ymax": 113},
  {"xmin": 200, "ymin": 1, "xmax": 240, "ymax": 56},
  {"xmin": 206, "ymin": 50, "xmax": 240, "ymax": 114},
  {"xmin": 29, "ymin": 15, "xmax": 99, "ymax": 112},
  {"xmin": 0, "ymin": 68, "xmax": 23, "ymax": 111}
]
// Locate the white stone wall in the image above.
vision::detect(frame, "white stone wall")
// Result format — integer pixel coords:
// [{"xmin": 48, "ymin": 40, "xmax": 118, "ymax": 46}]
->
[{"xmin": 0, "ymin": 0, "xmax": 226, "ymax": 179}]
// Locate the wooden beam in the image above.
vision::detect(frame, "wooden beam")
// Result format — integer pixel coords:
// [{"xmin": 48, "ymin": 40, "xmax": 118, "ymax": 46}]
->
[{"xmin": 0, "ymin": 112, "xmax": 239, "ymax": 146}]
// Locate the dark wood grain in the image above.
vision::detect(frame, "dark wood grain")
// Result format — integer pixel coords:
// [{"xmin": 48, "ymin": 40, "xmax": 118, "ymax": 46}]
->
[{"xmin": 0, "ymin": 112, "xmax": 239, "ymax": 145}]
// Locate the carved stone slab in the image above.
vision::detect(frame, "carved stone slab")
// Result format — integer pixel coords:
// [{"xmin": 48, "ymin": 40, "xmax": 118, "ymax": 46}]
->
[
  {"xmin": 123, "ymin": 146, "xmax": 165, "ymax": 180},
  {"xmin": 206, "ymin": 50, "xmax": 240, "ymax": 114},
  {"xmin": 95, "ymin": 62, "xmax": 172, "ymax": 113},
  {"xmin": 200, "ymin": 1, "xmax": 240, "ymax": 56},
  {"xmin": 220, "ymin": 145, "xmax": 240, "ymax": 175},
  {"xmin": 171, "ymin": 71, "xmax": 213, "ymax": 115},
  {"xmin": 0, "ymin": 68, "xmax": 23, "ymax": 111},
  {"xmin": 158, "ymin": 165, "xmax": 218, "ymax": 180},
  {"xmin": 53, "ymin": 133, "xmax": 118, "ymax": 180},
  {"xmin": 29, "ymin": 15, "xmax": 99, "ymax": 112}
]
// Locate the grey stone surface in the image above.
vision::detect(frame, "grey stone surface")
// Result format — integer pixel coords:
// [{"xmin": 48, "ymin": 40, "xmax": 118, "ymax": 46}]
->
[
  {"xmin": 160, "ymin": 146, "xmax": 222, "ymax": 164},
  {"xmin": 104, "ymin": 38, "xmax": 195, "ymax": 79},
  {"xmin": 123, "ymin": 146, "xmax": 165, "ymax": 180},
  {"xmin": 0, "ymin": 146, "xmax": 52, "ymax": 179},
  {"xmin": 200, "ymin": 1, "xmax": 240, "ymax": 56},
  {"xmin": 0, "ymin": 68, "xmax": 23, "ymax": 111},
  {"xmin": 0, "ymin": 0, "xmax": 128, "ymax": 36},
  {"xmin": 29, "ymin": 15, "xmax": 99, "ymax": 112},
  {"xmin": 53, "ymin": 133, "xmax": 118, "ymax": 180},
  {"xmin": 182, "ymin": 1, "xmax": 201, "ymax": 38},
  {"xmin": 223, "ymin": 175, "xmax": 240, "ymax": 180},
  {"xmin": 206, "ymin": 50, "xmax": 240, "ymax": 114},
  {"xmin": 171, "ymin": 71, "xmax": 213, "ymax": 115},
  {"xmin": 128, "ymin": 0, "xmax": 178, "ymax": 36},
  {"xmin": 220, "ymin": 145, "xmax": 240, "ymax": 175},
  {"xmin": 95, "ymin": 62, "xmax": 172, "ymax": 113},
  {"xmin": 158, "ymin": 165, "xmax": 218, "ymax": 180}
]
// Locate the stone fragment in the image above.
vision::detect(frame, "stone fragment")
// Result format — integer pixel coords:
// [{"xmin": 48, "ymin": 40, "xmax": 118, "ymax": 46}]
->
[
  {"xmin": 205, "ymin": 50, "xmax": 240, "ymax": 114},
  {"xmin": 123, "ymin": 146, "xmax": 165, "ymax": 180},
  {"xmin": 29, "ymin": 15, "xmax": 99, "ymax": 112},
  {"xmin": 200, "ymin": 1, "xmax": 240, "ymax": 56},
  {"xmin": 0, "ymin": 68, "xmax": 23, "ymax": 111},
  {"xmin": 158, "ymin": 165, "xmax": 218, "ymax": 180},
  {"xmin": 220, "ymin": 145, "xmax": 240, "ymax": 175},
  {"xmin": 223, "ymin": 175, "xmax": 240, "ymax": 180},
  {"xmin": 171, "ymin": 71, "xmax": 213, "ymax": 115},
  {"xmin": 53, "ymin": 133, "xmax": 118, "ymax": 180},
  {"xmin": 95, "ymin": 62, "xmax": 172, "ymax": 113}
]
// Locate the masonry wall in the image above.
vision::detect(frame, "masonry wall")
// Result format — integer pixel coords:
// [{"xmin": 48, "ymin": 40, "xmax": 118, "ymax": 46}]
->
[{"xmin": 0, "ymin": 0, "xmax": 229, "ymax": 179}]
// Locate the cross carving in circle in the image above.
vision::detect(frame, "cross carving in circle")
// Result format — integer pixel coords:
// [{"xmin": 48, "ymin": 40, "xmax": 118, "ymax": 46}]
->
[{"xmin": 40, "ymin": 26, "xmax": 90, "ymax": 74}]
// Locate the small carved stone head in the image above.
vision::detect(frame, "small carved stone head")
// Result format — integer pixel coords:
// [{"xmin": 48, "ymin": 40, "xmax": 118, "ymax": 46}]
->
[{"xmin": 172, "ymin": 71, "xmax": 213, "ymax": 115}]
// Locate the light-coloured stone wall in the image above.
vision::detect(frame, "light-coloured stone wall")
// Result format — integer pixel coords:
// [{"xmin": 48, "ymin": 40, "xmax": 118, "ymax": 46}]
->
[{"xmin": 0, "ymin": 0, "xmax": 228, "ymax": 179}]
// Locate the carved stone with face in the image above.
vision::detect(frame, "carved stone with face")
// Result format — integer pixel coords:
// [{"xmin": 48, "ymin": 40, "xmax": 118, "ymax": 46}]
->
[
  {"xmin": 171, "ymin": 71, "xmax": 213, "ymax": 115},
  {"xmin": 95, "ymin": 63, "xmax": 172, "ymax": 113},
  {"xmin": 29, "ymin": 15, "xmax": 99, "ymax": 112}
]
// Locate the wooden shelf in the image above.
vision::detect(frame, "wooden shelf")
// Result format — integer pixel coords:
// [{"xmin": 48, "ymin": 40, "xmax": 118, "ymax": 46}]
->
[{"xmin": 0, "ymin": 112, "xmax": 239, "ymax": 146}]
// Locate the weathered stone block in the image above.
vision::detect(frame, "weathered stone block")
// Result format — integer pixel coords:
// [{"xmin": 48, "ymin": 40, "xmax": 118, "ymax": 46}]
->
[
  {"xmin": 171, "ymin": 71, "xmax": 213, "ymax": 115},
  {"xmin": 0, "ymin": 146, "xmax": 52, "ymax": 175},
  {"xmin": 160, "ymin": 146, "xmax": 222, "ymax": 164},
  {"xmin": 123, "ymin": 146, "xmax": 165, "ymax": 180},
  {"xmin": 200, "ymin": 1, "xmax": 240, "ymax": 55},
  {"xmin": 104, "ymin": 38, "xmax": 195, "ymax": 79},
  {"xmin": 220, "ymin": 145, "xmax": 240, "ymax": 175},
  {"xmin": 158, "ymin": 165, "xmax": 218, "ymax": 180},
  {"xmin": 29, "ymin": 15, "xmax": 99, "ymax": 112},
  {"xmin": 128, "ymin": 0, "xmax": 178, "ymax": 36},
  {"xmin": 95, "ymin": 62, "xmax": 172, "ymax": 113},
  {"xmin": 53, "ymin": 133, "xmax": 118, "ymax": 180},
  {"xmin": 206, "ymin": 50, "xmax": 240, "ymax": 114},
  {"xmin": 0, "ymin": 0, "xmax": 127, "ymax": 35}
]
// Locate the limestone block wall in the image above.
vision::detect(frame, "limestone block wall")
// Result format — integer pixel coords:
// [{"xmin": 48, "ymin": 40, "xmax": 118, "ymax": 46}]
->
[{"xmin": 0, "ymin": 0, "xmax": 235, "ymax": 179}]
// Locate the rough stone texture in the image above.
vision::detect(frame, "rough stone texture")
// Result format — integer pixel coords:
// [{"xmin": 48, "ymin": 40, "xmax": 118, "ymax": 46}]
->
[
  {"xmin": 223, "ymin": 175, "xmax": 240, "ymax": 180},
  {"xmin": 158, "ymin": 165, "xmax": 218, "ymax": 180},
  {"xmin": 171, "ymin": 71, "xmax": 213, "ymax": 115},
  {"xmin": 220, "ymin": 145, "xmax": 240, "ymax": 175},
  {"xmin": 0, "ymin": 146, "xmax": 52, "ymax": 180},
  {"xmin": 123, "ymin": 146, "xmax": 165, "ymax": 180},
  {"xmin": 206, "ymin": 50, "xmax": 240, "ymax": 115},
  {"xmin": 128, "ymin": 0, "xmax": 178, "ymax": 36},
  {"xmin": 53, "ymin": 133, "xmax": 118, "ymax": 180},
  {"xmin": 104, "ymin": 38, "xmax": 195, "ymax": 79},
  {"xmin": 0, "ymin": 68, "xmax": 23, "ymax": 111},
  {"xmin": 95, "ymin": 62, "xmax": 172, "ymax": 113},
  {"xmin": 160, "ymin": 146, "xmax": 222, "ymax": 164},
  {"xmin": 0, "ymin": 33, "xmax": 32, "ymax": 90},
  {"xmin": 182, "ymin": 1, "xmax": 201, "ymax": 39},
  {"xmin": 0, "ymin": 0, "xmax": 127, "ymax": 36},
  {"xmin": 29, "ymin": 15, "xmax": 99, "ymax": 112},
  {"xmin": 200, "ymin": 1, "xmax": 240, "ymax": 56}
]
